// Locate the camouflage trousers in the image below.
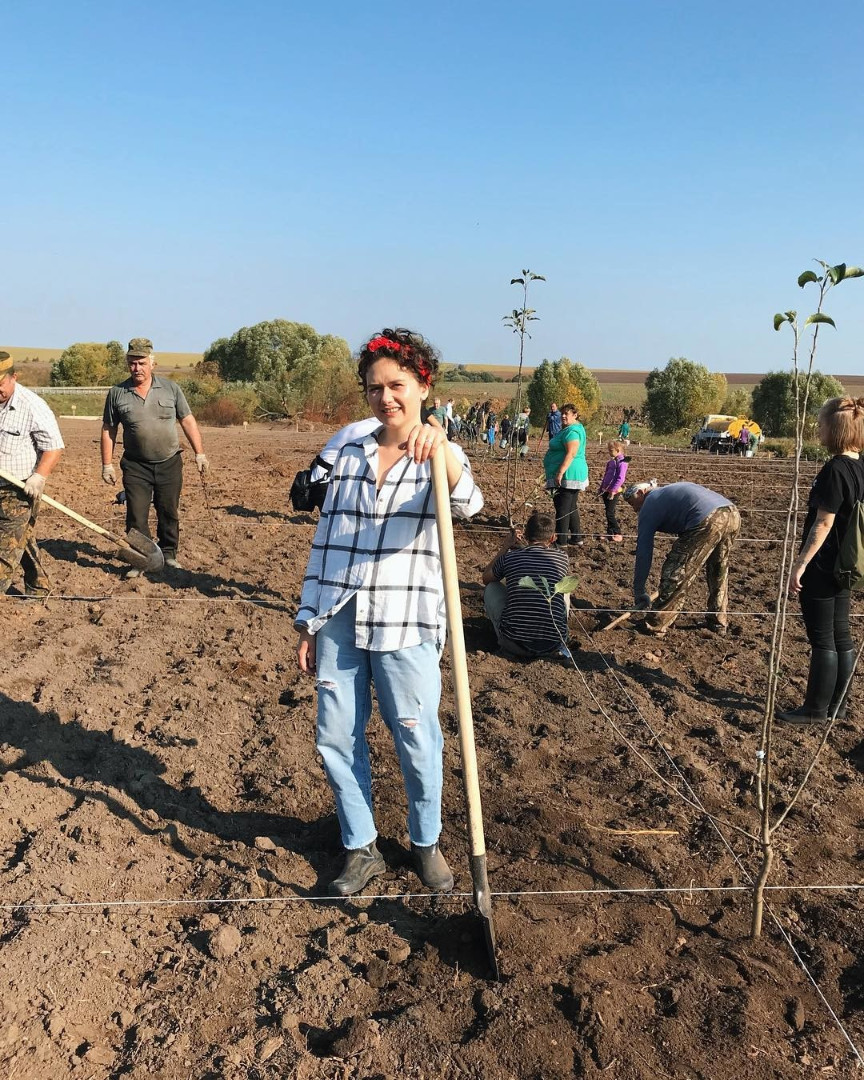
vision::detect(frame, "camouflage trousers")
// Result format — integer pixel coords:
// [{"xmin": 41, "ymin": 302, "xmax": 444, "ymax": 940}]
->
[
  {"xmin": 0, "ymin": 486, "xmax": 51, "ymax": 596},
  {"xmin": 646, "ymin": 504, "xmax": 741, "ymax": 633}
]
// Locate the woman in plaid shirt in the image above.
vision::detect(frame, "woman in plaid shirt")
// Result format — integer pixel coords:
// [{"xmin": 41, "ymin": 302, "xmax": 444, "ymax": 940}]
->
[{"xmin": 296, "ymin": 329, "xmax": 483, "ymax": 896}]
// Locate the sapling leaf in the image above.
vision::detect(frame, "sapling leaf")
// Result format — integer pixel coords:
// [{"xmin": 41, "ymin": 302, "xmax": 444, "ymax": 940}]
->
[
  {"xmin": 842, "ymin": 266, "xmax": 864, "ymax": 279},
  {"xmin": 785, "ymin": 310, "xmax": 797, "ymax": 322},
  {"xmin": 510, "ymin": 277, "xmax": 524, "ymax": 285},
  {"xmin": 553, "ymin": 574, "xmax": 580, "ymax": 594},
  {"xmin": 517, "ymin": 576, "xmax": 541, "ymax": 591},
  {"xmin": 797, "ymin": 271, "xmax": 819, "ymax": 287},
  {"xmin": 828, "ymin": 263, "xmax": 847, "ymax": 284},
  {"xmin": 773, "ymin": 313, "xmax": 789, "ymax": 331},
  {"xmin": 804, "ymin": 313, "xmax": 836, "ymax": 328},
  {"xmin": 815, "ymin": 259, "xmax": 830, "ymax": 268},
  {"xmin": 531, "ymin": 274, "xmax": 547, "ymax": 281}
]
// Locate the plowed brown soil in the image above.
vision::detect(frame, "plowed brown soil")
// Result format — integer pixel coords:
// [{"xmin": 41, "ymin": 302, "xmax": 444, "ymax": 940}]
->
[{"xmin": 1, "ymin": 420, "xmax": 862, "ymax": 1079}]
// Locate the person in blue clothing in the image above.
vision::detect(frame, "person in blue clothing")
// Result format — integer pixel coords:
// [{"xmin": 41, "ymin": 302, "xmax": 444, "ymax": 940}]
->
[
  {"xmin": 545, "ymin": 402, "xmax": 562, "ymax": 441},
  {"xmin": 623, "ymin": 480, "xmax": 741, "ymax": 636},
  {"xmin": 543, "ymin": 404, "xmax": 588, "ymax": 547}
]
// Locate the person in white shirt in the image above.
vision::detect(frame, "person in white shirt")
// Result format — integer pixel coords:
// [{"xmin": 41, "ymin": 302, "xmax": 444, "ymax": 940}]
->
[
  {"xmin": 309, "ymin": 417, "xmax": 382, "ymax": 483},
  {"xmin": 296, "ymin": 328, "xmax": 483, "ymax": 897},
  {"xmin": 0, "ymin": 354, "xmax": 65, "ymax": 596}
]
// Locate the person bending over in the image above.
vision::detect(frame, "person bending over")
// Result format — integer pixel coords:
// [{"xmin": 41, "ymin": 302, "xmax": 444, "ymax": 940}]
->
[{"xmin": 624, "ymin": 480, "xmax": 740, "ymax": 636}]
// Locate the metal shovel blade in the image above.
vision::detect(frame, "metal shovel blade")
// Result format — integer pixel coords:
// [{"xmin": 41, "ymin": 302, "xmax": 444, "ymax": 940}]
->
[
  {"xmin": 123, "ymin": 530, "xmax": 165, "ymax": 572},
  {"xmin": 473, "ymin": 856, "xmax": 499, "ymax": 980}
]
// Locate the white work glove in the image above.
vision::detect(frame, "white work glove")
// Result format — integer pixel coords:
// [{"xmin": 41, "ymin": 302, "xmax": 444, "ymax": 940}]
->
[
  {"xmin": 635, "ymin": 592, "xmax": 652, "ymax": 611},
  {"xmin": 24, "ymin": 473, "xmax": 46, "ymax": 501},
  {"xmin": 195, "ymin": 453, "xmax": 210, "ymax": 476},
  {"xmin": 102, "ymin": 464, "xmax": 116, "ymax": 485}
]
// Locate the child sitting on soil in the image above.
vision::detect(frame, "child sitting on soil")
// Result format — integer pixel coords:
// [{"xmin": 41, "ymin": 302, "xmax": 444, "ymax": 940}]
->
[
  {"xmin": 598, "ymin": 440, "xmax": 629, "ymax": 542},
  {"xmin": 481, "ymin": 510, "xmax": 571, "ymax": 658}
]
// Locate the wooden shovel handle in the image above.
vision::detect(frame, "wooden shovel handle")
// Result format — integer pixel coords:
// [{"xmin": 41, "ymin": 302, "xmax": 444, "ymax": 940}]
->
[
  {"xmin": 0, "ymin": 466, "xmax": 122, "ymax": 543},
  {"xmin": 431, "ymin": 450, "xmax": 487, "ymax": 860}
]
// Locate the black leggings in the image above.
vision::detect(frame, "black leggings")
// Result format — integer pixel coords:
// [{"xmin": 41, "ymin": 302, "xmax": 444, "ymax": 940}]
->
[
  {"xmin": 800, "ymin": 574, "xmax": 852, "ymax": 652},
  {"xmin": 602, "ymin": 492, "xmax": 621, "ymax": 535},
  {"xmin": 553, "ymin": 488, "xmax": 582, "ymax": 545}
]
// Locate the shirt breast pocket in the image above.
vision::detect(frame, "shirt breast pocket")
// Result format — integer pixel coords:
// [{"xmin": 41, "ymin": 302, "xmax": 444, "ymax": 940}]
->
[
  {"xmin": 0, "ymin": 428, "xmax": 22, "ymax": 452},
  {"xmin": 157, "ymin": 398, "xmax": 176, "ymax": 420}
]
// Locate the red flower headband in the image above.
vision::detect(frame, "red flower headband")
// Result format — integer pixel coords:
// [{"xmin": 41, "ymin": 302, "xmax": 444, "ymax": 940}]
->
[{"xmin": 364, "ymin": 335, "xmax": 432, "ymax": 386}]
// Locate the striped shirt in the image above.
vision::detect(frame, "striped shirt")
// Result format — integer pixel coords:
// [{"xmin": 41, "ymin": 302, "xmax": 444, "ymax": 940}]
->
[
  {"xmin": 490, "ymin": 545, "xmax": 570, "ymax": 652},
  {"xmin": 0, "ymin": 383, "xmax": 65, "ymax": 483},
  {"xmin": 296, "ymin": 434, "xmax": 483, "ymax": 651}
]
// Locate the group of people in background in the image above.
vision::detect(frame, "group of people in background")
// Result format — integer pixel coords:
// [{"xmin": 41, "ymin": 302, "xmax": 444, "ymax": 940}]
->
[{"xmin": 4, "ymin": 328, "xmax": 860, "ymax": 902}]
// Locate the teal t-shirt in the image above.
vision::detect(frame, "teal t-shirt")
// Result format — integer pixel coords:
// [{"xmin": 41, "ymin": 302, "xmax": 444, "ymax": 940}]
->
[{"xmin": 544, "ymin": 422, "xmax": 587, "ymax": 483}]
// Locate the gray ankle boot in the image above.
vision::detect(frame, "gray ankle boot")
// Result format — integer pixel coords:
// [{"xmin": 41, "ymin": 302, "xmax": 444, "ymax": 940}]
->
[
  {"xmin": 411, "ymin": 843, "xmax": 454, "ymax": 893},
  {"xmin": 329, "ymin": 841, "xmax": 386, "ymax": 897}
]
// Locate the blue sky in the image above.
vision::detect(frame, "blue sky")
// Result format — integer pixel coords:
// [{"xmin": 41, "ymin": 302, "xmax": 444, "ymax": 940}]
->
[{"xmin": 3, "ymin": 1, "xmax": 862, "ymax": 373}]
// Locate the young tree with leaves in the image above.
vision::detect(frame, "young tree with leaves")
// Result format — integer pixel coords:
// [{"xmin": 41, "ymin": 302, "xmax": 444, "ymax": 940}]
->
[{"xmin": 752, "ymin": 259, "xmax": 863, "ymax": 939}]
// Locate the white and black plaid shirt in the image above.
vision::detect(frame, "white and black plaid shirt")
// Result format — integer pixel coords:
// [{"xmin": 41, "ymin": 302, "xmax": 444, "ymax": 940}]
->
[
  {"xmin": 296, "ymin": 432, "xmax": 483, "ymax": 651},
  {"xmin": 0, "ymin": 383, "xmax": 65, "ymax": 483}
]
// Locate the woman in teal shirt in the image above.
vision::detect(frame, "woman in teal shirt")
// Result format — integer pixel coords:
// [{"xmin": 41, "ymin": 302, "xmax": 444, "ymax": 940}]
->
[{"xmin": 543, "ymin": 403, "xmax": 588, "ymax": 547}]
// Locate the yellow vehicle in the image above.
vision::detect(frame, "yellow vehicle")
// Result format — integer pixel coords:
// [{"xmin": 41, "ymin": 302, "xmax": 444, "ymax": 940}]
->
[{"xmin": 692, "ymin": 415, "xmax": 762, "ymax": 453}]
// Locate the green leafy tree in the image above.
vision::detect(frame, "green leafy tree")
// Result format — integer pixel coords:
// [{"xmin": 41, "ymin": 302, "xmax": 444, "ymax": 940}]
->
[
  {"xmin": 564, "ymin": 358, "xmax": 601, "ymax": 420},
  {"xmin": 750, "ymin": 370, "xmax": 845, "ymax": 437},
  {"xmin": 644, "ymin": 357, "xmax": 726, "ymax": 434},
  {"xmin": 527, "ymin": 357, "xmax": 601, "ymax": 421},
  {"xmin": 51, "ymin": 341, "xmax": 128, "ymax": 386},
  {"xmin": 202, "ymin": 320, "xmax": 352, "ymax": 417},
  {"xmin": 721, "ymin": 387, "xmax": 752, "ymax": 417}
]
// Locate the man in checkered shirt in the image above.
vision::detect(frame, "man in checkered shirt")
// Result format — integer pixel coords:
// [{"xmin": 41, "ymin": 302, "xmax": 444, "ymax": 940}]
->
[{"xmin": 0, "ymin": 353, "xmax": 65, "ymax": 596}]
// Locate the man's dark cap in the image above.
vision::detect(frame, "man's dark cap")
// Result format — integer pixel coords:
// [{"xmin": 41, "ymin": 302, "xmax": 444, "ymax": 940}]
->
[{"xmin": 127, "ymin": 337, "xmax": 154, "ymax": 358}]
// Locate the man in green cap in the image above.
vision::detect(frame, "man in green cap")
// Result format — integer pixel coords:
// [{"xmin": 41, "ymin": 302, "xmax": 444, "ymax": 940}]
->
[
  {"xmin": 101, "ymin": 338, "xmax": 210, "ymax": 577},
  {"xmin": 0, "ymin": 352, "xmax": 65, "ymax": 596}
]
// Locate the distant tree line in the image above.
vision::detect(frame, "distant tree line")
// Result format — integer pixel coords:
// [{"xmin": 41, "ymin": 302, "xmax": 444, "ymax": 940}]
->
[{"xmin": 642, "ymin": 355, "xmax": 845, "ymax": 438}]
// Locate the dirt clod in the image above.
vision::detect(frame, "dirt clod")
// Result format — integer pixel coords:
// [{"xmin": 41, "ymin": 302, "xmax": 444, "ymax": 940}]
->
[
  {"xmin": 257, "ymin": 1035, "xmax": 282, "ymax": 1062},
  {"xmin": 331, "ymin": 1016, "xmax": 375, "ymax": 1059},
  {"xmin": 787, "ymin": 997, "xmax": 806, "ymax": 1032},
  {"xmin": 207, "ymin": 924, "xmax": 242, "ymax": 959}
]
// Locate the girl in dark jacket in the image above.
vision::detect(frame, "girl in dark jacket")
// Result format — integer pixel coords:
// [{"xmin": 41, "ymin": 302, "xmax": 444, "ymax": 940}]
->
[{"xmin": 777, "ymin": 396, "xmax": 864, "ymax": 724}]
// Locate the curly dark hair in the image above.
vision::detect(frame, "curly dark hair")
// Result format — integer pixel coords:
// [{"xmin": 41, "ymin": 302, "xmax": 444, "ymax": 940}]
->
[{"xmin": 357, "ymin": 328, "xmax": 440, "ymax": 390}]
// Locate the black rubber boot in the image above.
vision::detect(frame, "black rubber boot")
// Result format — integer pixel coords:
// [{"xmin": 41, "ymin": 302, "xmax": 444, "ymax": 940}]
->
[
  {"xmin": 328, "ymin": 841, "xmax": 386, "ymax": 897},
  {"xmin": 411, "ymin": 843, "xmax": 455, "ymax": 893},
  {"xmin": 776, "ymin": 648, "xmax": 838, "ymax": 725},
  {"xmin": 830, "ymin": 649, "xmax": 855, "ymax": 720}
]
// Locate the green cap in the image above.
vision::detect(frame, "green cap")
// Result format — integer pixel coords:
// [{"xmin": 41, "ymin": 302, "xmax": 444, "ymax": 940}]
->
[{"xmin": 127, "ymin": 337, "xmax": 154, "ymax": 358}]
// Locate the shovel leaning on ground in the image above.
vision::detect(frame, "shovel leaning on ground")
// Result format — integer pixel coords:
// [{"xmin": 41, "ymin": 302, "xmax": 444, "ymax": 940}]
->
[
  {"xmin": 430, "ymin": 450, "xmax": 499, "ymax": 980},
  {"xmin": 0, "ymin": 467, "xmax": 164, "ymax": 573}
]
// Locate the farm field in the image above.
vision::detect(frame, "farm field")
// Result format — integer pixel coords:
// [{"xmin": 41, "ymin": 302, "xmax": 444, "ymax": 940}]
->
[
  {"xmin": 1, "ymin": 422, "xmax": 862, "ymax": 1078},
  {"xmin": 9, "ymin": 350, "xmax": 864, "ymax": 413}
]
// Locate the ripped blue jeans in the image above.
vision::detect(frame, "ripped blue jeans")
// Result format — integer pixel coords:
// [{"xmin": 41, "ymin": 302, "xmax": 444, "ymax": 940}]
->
[{"xmin": 315, "ymin": 597, "xmax": 444, "ymax": 850}]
